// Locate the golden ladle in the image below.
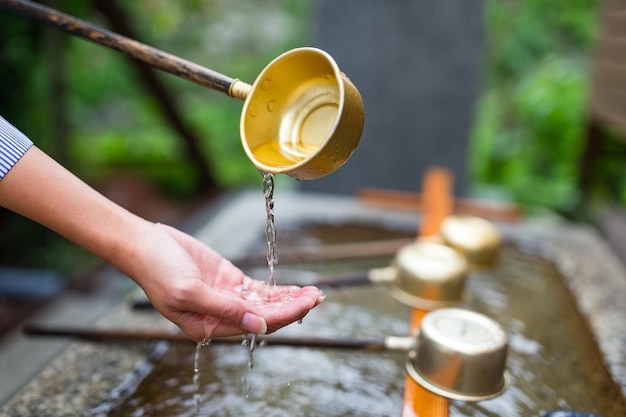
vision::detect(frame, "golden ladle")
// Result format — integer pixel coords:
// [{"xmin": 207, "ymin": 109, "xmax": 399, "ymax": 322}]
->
[{"xmin": 0, "ymin": 0, "xmax": 364, "ymax": 179}]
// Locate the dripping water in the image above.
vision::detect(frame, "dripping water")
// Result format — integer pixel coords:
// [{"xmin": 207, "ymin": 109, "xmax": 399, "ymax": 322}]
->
[
  {"xmin": 242, "ymin": 334, "xmax": 257, "ymax": 370},
  {"xmin": 243, "ymin": 172, "xmax": 279, "ymax": 371},
  {"xmin": 193, "ymin": 339, "xmax": 210, "ymax": 412},
  {"xmin": 262, "ymin": 171, "xmax": 278, "ymax": 289},
  {"xmin": 194, "ymin": 173, "xmax": 278, "ymax": 401}
]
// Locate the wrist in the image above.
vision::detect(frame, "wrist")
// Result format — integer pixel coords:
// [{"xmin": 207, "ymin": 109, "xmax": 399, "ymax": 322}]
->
[{"xmin": 95, "ymin": 214, "xmax": 155, "ymax": 279}]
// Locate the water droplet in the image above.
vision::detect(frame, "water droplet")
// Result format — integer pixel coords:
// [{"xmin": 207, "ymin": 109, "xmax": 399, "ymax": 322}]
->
[
  {"xmin": 261, "ymin": 79, "xmax": 272, "ymax": 90},
  {"xmin": 267, "ymin": 100, "xmax": 276, "ymax": 112},
  {"xmin": 193, "ymin": 340, "xmax": 208, "ymax": 413},
  {"xmin": 262, "ymin": 172, "xmax": 278, "ymax": 289},
  {"xmin": 246, "ymin": 334, "xmax": 258, "ymax": 369}
]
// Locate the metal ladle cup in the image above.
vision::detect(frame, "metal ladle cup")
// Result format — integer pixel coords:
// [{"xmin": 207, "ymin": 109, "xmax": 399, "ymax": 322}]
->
[
  {"xmin": 237, "ymin": 48, "xmax": 365, "ymax": 179},
  {"xmin": 405, "ymin": 308, "xmax": 510, "ymax": 401},
  {"xmin": 1, "ymin": 0, "xmax": 364, "ymax": 180},
  {"xmin": 369, "ymin": 240, "xmax": 469, "ymax": 309},
  {"xmin": 439, "ymin": 215, "xmax": 502, "ymax": 269}
]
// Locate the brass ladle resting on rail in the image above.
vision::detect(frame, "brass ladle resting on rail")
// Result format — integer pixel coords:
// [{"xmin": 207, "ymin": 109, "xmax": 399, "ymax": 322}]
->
[
  {"xmin": 262, "ymin": 215, "xmax": 502, "ymax": 308},
  {"xmin": 25, "ymin": 307, "xmax": 509, "ymax": 402},
  {"xmin": 0, "ymin": 0, "xmax": 365, "ymax": 180}
]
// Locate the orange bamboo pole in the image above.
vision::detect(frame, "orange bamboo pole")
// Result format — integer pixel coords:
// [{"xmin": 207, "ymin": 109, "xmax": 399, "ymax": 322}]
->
[
  {"xmin": 357, "ymin": 187, "xmax": 522, "ymax": 222},
  {"xmin": 401, "ymin": 167, "xmax": 453, "ymax": 417}
]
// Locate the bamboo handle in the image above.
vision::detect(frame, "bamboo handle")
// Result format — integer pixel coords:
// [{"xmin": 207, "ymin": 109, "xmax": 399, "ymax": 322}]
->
[
  {"xmin": 232, "ymin": 237, "xmax": 413, "ymax": 267},
  {"xmin": 283, "ymin": 266, "xmax": 395, "ymax": 288},
  {"xmin": 22, "ymin": 324, "xmax": 413, "ymax": 352},
  {"xmin": 312, "ymin": 273, "xmax": 373, "ymax": 288},
  {"xmin": 132, "ymin": 273, "xmax": 373, "ymax": 311},
  {"xmin": 131, "ymin": 269, "xmax": 389, "ymax": 300},
  {"xmin": 357, "ymin": 187, "xmax": 522, "ymax": 222},
  {"xmin": 0, "ymin": 0, "xmax": 249, "ymax": 98}
]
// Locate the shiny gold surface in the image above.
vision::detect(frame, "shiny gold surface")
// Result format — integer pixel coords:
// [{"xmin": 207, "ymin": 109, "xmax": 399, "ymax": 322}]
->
[
  {"xmin": 440, "ymin": 215, "xmax": 501, "ymax": 269},
  {"xmin": 406, "ymin": 308, "xmax": 509, "ymax": 401},
  {"xmin": 240, "ymin": 47, "xmax": 364, "ymax": 179},
  {"xmin": 389, "ymin": 241, "xmax": 468, "ymax": 309}
]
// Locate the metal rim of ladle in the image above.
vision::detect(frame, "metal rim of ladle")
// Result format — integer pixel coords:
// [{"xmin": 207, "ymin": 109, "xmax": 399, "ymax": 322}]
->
[
  {"xmin": 404, "ymin": 308, "xmax": 511, "ymax": 402},
  {"xmin": 382, "ymin": 240, "xmax": 470, "ymax": 309},
  {"xmin": 404, "ymin": 356, "xmax": 511, "ymax": 402}
]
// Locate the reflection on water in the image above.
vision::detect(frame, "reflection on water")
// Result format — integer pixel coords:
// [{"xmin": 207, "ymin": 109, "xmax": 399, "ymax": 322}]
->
[
  {"xmin": 452, "ymin": 248, "xmax": 626, "ymax": 417},
  {"xmin": 101, "ymin": 223, "xmax": 626, "ymax": 417}
]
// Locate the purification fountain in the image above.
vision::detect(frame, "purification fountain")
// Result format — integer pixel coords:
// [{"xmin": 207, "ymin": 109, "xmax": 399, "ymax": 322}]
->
[{"xmin": 0, "ymin": 1, "xmax": 625, "ymax": 415}]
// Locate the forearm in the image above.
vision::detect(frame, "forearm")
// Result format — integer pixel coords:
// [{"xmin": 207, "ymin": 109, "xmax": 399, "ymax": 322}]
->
[
  {"xmin": 0, "ymin": 123, "xmax": 323, "ymax": 340},
  {"xmin": 0, "ymin": 146, "xmax": 149, "ymax": 271}
]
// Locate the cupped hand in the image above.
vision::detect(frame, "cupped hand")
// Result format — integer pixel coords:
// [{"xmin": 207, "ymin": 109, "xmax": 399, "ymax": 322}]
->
[
  {"xmin": 127, "ymin": 223, "xmax": 324, "ymax": 342},
  {"xmin": 0, "ymin": 143, "xmax": 323, "ymax": 342}
]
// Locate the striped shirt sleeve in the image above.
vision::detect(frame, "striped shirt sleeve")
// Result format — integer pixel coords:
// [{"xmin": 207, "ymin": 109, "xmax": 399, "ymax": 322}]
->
[{"xmin": 0, "ymin": 116, "xmax": 34, "ymax": 180}]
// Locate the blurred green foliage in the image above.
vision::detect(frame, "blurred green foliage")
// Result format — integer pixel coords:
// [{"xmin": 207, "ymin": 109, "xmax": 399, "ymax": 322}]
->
[
  {"xmin": 63, "ymin": 0, "xmax": 311, "ymax": 194},
  {"xmin": 470, "ymin": 0, "xmax": 598, "ymax": 215}
]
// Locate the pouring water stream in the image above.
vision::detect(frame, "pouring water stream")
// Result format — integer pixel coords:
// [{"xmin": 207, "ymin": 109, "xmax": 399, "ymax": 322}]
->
[{"xmin": 194, "ymin": 172, "xmax": 279, "ymax": 409}]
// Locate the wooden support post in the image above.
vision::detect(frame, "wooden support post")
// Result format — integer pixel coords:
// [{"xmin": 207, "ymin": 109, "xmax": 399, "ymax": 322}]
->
[{"xmin": 401, "ymin": 167, "xmax": 453, "ymax": 417}]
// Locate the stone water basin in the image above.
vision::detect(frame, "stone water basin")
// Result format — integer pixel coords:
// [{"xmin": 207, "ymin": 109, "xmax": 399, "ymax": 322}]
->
[{"xmin": 2, "ymin": 190, "xmax": 626, "ymax": 416}]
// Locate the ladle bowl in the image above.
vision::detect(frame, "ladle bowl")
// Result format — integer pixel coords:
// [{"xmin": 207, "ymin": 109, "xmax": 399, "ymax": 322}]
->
[
  {"xmin": 405, "ymin": 308, "xmax": 510, "ymax": 401},
  {"xmin": 373, "ymin": 241, "xmax": 468, "ymax": 309},
  {"xmin": 239, "ymin": 48, "xmax": 364, "ymax": 179},
  {"xmin": 440, "ymin": 215, "xmax": 502, "ymax": 269}
]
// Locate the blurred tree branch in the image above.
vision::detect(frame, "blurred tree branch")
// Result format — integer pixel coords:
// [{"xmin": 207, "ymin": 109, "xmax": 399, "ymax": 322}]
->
[{"xmin": 92, "ymin": 0, "xmax": 218, "ymax": 193}]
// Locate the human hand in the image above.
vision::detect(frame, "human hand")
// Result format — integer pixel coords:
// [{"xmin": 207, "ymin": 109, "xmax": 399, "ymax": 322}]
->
[{"xmin": 126, "ymin": 223, "xmax": 324, "ymax": 342}]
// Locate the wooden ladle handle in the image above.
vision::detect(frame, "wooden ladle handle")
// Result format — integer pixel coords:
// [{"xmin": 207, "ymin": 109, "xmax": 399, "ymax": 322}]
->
[{"xmin": 0, "ymin": 0, "xmax": 251, "ymax": 98}]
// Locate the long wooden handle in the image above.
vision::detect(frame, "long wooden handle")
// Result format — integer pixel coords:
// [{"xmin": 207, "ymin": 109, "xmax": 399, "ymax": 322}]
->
[
  {"xmin": 132, "ymin": 273, "xmax": 372, "ymax": 311},
  {"xmin": 23, "ymin": 324, "xmax": 412, "ymax": 352},
  {"xmin": 232, "ymin": 237, "xmax": 412, "ymax": 267},
  {"xmin": 357, "ymin": 187, "xmax": 522, "ymax": 222},
  {"xmin": 130, "ymin": 273, "xmax": 373, "ymax": 303},
  {"xmin": 0, "ymin": 0, "xmax": 236, "ymax": 95}
]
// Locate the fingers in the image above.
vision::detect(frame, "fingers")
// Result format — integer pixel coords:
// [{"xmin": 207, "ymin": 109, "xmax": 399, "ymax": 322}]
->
[
  {"xmin": 165, "ymin": 283, "xmax": 324, "ymax": 341},
  {"xmin": 240, "ymin": 284, "xmax": 324, "ymax": 334},
  {"xmin": 137, "ymin": 226, "xmax": 326, "ymax": 341},
  {"xmin": 175, "ymin": 314, "xmax": 262, "ymax": 342},
  {"xmin": 264, "ymin": 295, "xmax": 317, "ymax": 334},
  {"xmin": 171, "ymin": 280, "xmax": 268, "ymax": 334}
]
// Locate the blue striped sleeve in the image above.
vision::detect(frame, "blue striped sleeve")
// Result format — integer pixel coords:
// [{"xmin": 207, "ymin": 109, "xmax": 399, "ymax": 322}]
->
[{"xmin": 0, "ymin": 116, "xmax": 34, "ymax": 180}]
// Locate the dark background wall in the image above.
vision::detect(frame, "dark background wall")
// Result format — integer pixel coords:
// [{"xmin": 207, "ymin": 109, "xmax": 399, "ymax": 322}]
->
[{"xmin": 299, "ymin": 0, "xmax": 485, "ymax": 197}]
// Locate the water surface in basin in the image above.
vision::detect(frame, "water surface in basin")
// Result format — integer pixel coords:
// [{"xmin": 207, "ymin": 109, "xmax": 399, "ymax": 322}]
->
[{"xmin": 101, "ymin": 222, "xmax": 626, "ymax": 417}]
